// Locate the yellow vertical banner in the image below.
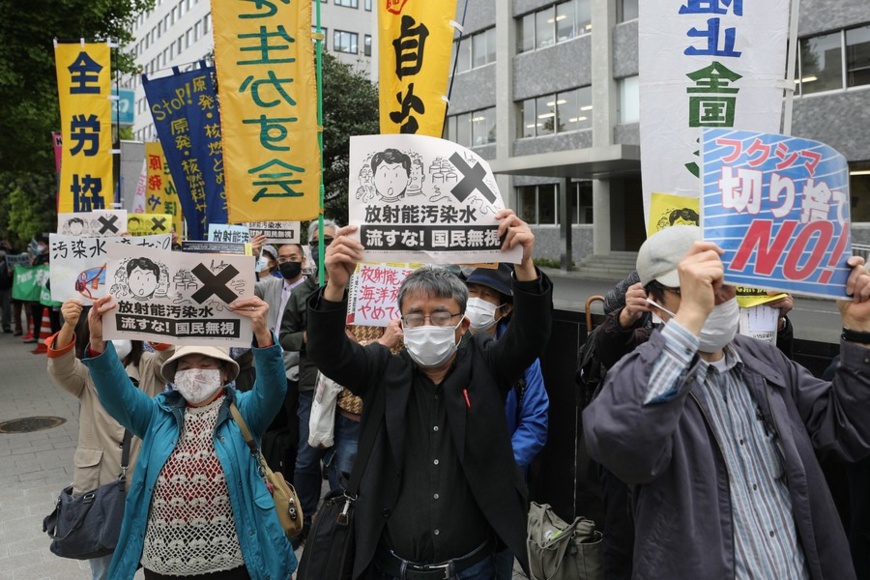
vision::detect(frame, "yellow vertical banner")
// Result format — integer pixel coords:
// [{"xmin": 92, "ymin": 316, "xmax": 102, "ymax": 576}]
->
[
  {"xmin": 54, "ymin": 42, "xmax": 113, "ymax": 213},
  {"xmin": 379, "ymin": 0, "xmax": 458, "ymax": 136},
  {"xmin": 145, "ymin": 141, "xmax": 185, "ymax": 236},
  {"xmin": 212, "ymin": 0, "xmax": 322, "ymax": 223}
]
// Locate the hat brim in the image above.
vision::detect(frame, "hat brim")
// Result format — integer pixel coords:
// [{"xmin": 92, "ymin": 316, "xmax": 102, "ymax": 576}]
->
[
  {"xmin": 160, "ymin": 346, "xmax": 240, "ymax": 384},
  {"xmin": 655, "ymin": 270, "xmax": 681, "ymax": 288}
]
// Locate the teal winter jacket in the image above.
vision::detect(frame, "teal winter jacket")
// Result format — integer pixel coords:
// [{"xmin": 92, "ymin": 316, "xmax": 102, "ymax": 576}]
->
[{"xmin": 83, "ymin": 338, "xmax": 296, "ymax": 580}]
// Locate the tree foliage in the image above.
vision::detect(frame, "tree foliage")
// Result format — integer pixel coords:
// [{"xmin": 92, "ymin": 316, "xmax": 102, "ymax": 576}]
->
[
  {"xmin": 0, "ymin": 0, "xmax": 153, "ymax": 245},
  {"xmin": 320, "ymin": 52, "xmax": 380, "ymax": 225}
]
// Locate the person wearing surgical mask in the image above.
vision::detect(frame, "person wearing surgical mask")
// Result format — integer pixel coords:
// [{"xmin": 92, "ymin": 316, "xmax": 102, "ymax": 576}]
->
[
  {"xmin": 82, "ymin": 294, "xmax": 296, "ymax": 579},
  {"xmin": 257, "ymin": 245, "xmax": 281, "ymax": 280},
  {"xmin": 464, "ymin": 264, "xmax": 549, "ymax": 580},
  {"xmin": 305, "ymin": 210, "xmax": 553, "ymax": 579},
  {"xmin": 45, "ymin": 299, "xmax": 175, "ymax": 580},
  {"xmin": 584, "ymin": 225, "xmax": 870, "ymax": 580}
]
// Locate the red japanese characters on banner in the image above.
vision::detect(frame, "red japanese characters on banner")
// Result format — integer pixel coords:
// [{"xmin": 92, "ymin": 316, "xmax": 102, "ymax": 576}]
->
[{"xmin": 346, "ymin": 262, "xmax": 421, "ymax": 327}]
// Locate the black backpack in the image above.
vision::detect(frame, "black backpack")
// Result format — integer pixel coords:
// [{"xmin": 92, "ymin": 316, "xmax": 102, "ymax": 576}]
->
[{"xmin": 575, "ymin": 325, "xmax": 608, "ymax": 408}]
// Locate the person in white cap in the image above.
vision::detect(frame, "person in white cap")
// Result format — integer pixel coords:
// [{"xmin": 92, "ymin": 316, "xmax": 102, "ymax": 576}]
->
[
  {"xmin": 583, "ymin": 225, "xmax": 870, "ymax": 579},
  {"xmin": 82, "ymin": 294, "xmax": 295, "ymax": 580}
]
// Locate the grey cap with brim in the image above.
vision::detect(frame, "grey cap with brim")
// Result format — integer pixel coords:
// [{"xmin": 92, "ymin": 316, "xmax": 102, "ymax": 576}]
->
[{"xmin": 636, "ymin": 225, "xmax": 702, "ymax": 287}]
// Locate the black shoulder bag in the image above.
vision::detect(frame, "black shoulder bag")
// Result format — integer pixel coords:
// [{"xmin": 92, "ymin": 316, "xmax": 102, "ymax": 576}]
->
[
  {"xmin": 296, "ymin": 384, "xmax": 385, "ymax": 580},
  {"xmin": 43, "ymin": 430, "xmax": 131, "ymax": 560}
]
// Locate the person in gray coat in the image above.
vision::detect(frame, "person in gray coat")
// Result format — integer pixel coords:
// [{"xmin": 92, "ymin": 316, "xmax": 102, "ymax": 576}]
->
[{"xmin": 584, "ymin": 225, "xmax": 870, "ymax": 580}]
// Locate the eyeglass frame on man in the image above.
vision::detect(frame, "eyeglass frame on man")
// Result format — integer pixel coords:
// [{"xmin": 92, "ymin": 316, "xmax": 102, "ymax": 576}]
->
[{"xmin": 401, "ymin": 312, "xmax": 463, "ymax": 328}]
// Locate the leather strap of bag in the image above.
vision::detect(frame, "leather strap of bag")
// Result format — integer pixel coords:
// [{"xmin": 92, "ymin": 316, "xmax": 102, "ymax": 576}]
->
[
  {"xmin": 119, "ymin": 429, "xmax": 132, "ymax": 479},
  {"xmin": 229, "ymin": 402, "xmax": 260, "ymax": 455}
]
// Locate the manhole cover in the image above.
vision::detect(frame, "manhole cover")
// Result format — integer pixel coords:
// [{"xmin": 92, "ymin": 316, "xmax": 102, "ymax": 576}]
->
[{"xmin": 0, "ymin": 416, "xmax": 66, "ymax": 434}]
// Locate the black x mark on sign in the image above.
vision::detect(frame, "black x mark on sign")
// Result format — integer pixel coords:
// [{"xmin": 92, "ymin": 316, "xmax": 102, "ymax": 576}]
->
[
  {"xmin": 191, "ymin": 263, "xmax": 240, "ymax": 304},
  {"xmin": 151, "ymin": 217, "xmax": 167, "ymax": 231},
  {"xmin": 97, "ymin": 215, "xmax": 120, "ymax": 234},
  {"xmin": 448, "ymin": 152, "xmax": 496, "ymax": 204}
]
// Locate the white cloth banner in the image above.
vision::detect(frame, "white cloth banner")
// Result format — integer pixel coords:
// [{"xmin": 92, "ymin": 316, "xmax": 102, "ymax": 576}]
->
[
  {"xmin": 349, "ymin": 134, "xmax": 522, "ymax": 265},
  {"xmin": 49, "ymin": 234, "xmax": 172, "ymax": 302},
  {"xmin": 102, "ymin": 245, "xmax": 254, "ymax": 346},
  {"xmin": 639, "ymin": 0, "xmax": 790, "ymax": 226}
]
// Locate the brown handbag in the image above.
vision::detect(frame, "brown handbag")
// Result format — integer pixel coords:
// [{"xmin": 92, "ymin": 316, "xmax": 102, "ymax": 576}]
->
[{"xmin": 230, "ymin": 402, "xmax": 303, "ymax": 538}]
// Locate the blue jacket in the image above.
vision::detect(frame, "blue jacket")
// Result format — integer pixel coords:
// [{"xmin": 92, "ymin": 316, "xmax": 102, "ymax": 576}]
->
[
  {"xmin": 497, "ymin": 321, "xmax": 548, "ymax": 470},
  {"xmin": 83, "ymin": 339, "xmax": 296, "ymax": 580}
]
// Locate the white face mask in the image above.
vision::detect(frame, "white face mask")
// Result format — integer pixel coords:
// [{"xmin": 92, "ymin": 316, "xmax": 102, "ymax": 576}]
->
[
  {"xmin": 258, "ymin": 256, "xmax": 272, "ymax": 272},
  {"xmin": 466, "ymin": 297, "xmax": 501, "ymax": 332},
  {"xmin": 645, "ymin": 296, "xmax": 739, "ymax": 352},
  {"xmin": 403, "ymin": 319, "xmax": 463, "ymax": 369},
  {"xmin": 174, "ymin": 368, "xmax": 224, "ymax": 404},
  {"xmin": 112, "ymin": 340, "xmax": 132, "ymax": 361},
  {"xmin": 698, "ymin": 298, "xmax": 739, "ymax": 353}
]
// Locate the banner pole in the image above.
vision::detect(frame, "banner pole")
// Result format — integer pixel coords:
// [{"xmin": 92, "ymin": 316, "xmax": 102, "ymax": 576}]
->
[
  {"xmin": 782, "ymin": 0, "xmax": 800, "ymax": 136},
  {"xmin": 315, "ymin": 0, "xmax": 326, "ymax": 286}
]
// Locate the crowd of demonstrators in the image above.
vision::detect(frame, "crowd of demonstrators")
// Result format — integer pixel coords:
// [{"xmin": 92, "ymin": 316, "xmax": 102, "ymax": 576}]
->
[
  {"xmin": 462, "ymin": 264, "xmax": 550, "ymax": 579},
  {"xmin": 83, "ymin": 294, "xmax": 295, "ymax": 580},
  {"xmin": 278, "ymin": 219, "xmax": 338, "ymax": 546},
  {"xmin": 305, "ymin": 209, "xmax": 552, "ymax": 578},
  {"xmin": 584, "ymin": 225, "xmax": 870, "ymax": 579},
  {"xmin": 45, "ymin": 299, "xmax": 174, "ymax": 579}
]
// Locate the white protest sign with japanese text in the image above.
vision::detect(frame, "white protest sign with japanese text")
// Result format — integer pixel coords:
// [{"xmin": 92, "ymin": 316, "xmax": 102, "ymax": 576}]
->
[
  {"xmin": 102, "ymin": 245, "xmax": 255, "ymax": 346},
  {"xmin": 247, "ymin": 221, "xmax": 301, "ymax": 245},
  {"xmin": 639, "ymin": 0, "xmax": 789, "ymax": 226},
  {"xmin": 209, "ymin": 224, "xmax": 251, "ymax": 244},
  {"xmin": 349, "ymin": 134, "xmax": 522, "ymax": 265},
  {"xmin": 5, "ymin": 254, "xmax": 30, "ymax": 269},
  {"xmin": 57, "ymin": 210, "xmax": 128, "ymax": 237},
  {"xmin": 702, "ymin": 129, "xmax": 850, "ymax": 299},
  {"xmin": 346, "ymin": 262, "xmax": 422, "ymax": 327},
  {"xmin": 50, "ymin": 234, "xmax": 172, "ymax": 302}
]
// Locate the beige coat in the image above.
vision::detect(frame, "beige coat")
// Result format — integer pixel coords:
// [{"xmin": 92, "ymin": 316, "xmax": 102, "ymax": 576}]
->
[{"xmin": 46, "ymin": 335, "xmax": 173, "ymax": 494}]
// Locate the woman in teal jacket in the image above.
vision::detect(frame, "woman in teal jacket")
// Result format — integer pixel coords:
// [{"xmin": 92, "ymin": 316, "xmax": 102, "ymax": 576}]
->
[{"xmin": 83, "ymin": 295, "xmax": 296, "ymax": 580}]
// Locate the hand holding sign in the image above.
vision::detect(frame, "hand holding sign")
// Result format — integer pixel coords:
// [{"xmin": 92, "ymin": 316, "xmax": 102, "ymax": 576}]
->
[
  {"xmin": 839, "ymin": 256, "xmax": 870, "ymax": 337},
  {"xmin": 496, "ymin": 209, "xmax": 536, "ymax": 281},
  {"xmin": 87, "ymin": 295, "xmax": 118, "ymax": 354},
  {"xmin": 228, "ymin": 296, "xmax": 272, "ymax": 347},
  {"xmin": 324, "ymin": 225, "xmax": 365, "ymax": 302}
]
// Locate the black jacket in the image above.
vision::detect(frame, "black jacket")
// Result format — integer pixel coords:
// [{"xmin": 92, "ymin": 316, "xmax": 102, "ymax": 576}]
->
[
  {"xmin": 278, "ymin": 275, "xmax": 320, "ymax": 391},
  {"xmin": 306, "ymin": 272, "xmax": 553, "ymax": 579}
]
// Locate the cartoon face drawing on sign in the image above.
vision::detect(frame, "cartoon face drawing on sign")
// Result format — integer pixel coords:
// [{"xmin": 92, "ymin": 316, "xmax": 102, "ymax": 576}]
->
[
  {"xmin": 371, "ymin": 148, "xmax": 412, "ymax": 203},
  {"xmin": 127, "ymin": 215, "xmax": 143, "ymax": 234},
  {"xmin": 655, "ymin": 207, "xmax": 700, "ymax": 231},
  {"xmin": 67, "ymin": 217, "xmax": 86, "ymax": 236},
  {"xmin": 126, "ymin": 257, "xmax": 162, "ymax": 299}
]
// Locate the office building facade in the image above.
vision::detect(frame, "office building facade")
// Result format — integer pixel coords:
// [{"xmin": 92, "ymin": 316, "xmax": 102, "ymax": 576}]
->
[{"xmin": 445, "ymin": 0, "xmax": 870, "ymax": 263}]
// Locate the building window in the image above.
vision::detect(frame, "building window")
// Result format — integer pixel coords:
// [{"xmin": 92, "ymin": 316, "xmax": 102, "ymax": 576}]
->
[
  {"xmin": 799, "ymin": 32, "xmax": 843, "ymax": 94},
  {"xmin": 618, "ymin": 0, "xmax": 638, "ymax": 22},
  {"xmin": 364, "ymin": 34, "xmax": 372, "ymax": 57},
  {"xmin": 335, "ymin": 0, "xmax": 358, "ymax": 7},
  {"xmin": 471, "ymin": 107, "xmax": 496, "ymax": 146},
  {"xmin": 850, "ymin": 161, "xmax": 870, "ymax": 222},
  {"xmin": 313, "ymin": 26, "xmax": 328, "ymax": 48},
  {"xmin": 572, "ymin": 181, "xmax": 593, "ymax": 224},
  {"xmin": 846, "ymin": 25, "xmax": 870, "ymax": 88},
  {"xmin": 518, "ymin": 0, "xmax": 591, "ymax": 54},
  {"xmin": 517, "ymin": 185, "xmax": 558, "ymax": 225},
  {"xmin": 518, "ymin": 87, "xmax": 591, "ymax": 138},
  {"xmin": 454, "ymin": 28, "xmax": 496, "ymax": 74},
  {"xmin": 365, "ymin": 0, "xmax": 372, "ymax": 10},
  {"xmin": 618, "ymin": 76, "xmax": 639, "ymax": 124},
  {"xmin": 334, "ymin": 30, "xmax": 358, "ymax": 54}
]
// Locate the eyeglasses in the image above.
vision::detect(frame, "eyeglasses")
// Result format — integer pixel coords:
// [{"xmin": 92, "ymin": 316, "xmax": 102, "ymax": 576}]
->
[
  {"xmin": 401, "ymin": 312, "xmax": 462, "ymax": 328},
  {"xmin": 663, "ymin": 286, "xmax": 681, "ymax": 296},
  {"xmin": 308, "ymin": 238, "xmax": 334, "ymax": 248},
  {"xmin": 277, "ymin": 256, "xmax": 303, "ymax": 264}
]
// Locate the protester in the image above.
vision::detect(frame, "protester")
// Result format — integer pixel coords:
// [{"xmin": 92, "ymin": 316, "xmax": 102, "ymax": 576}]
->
[
  {"xmin": 257, "ymin": 244, "xmax": 281, "ymax": 280},
  {"xmin": 584, "ymin": 225, "xmax": 870, "ymax": 579},
  {"xmin": 278, "ymin": 219, "xmax": 338, "ymax": 545},
  {"xmin": 83, "ymin": 294, "xmax": 295, "ymax": 580},
  {"xmin": 464, "ymin": 263, "xmax": 549, "ymax": 579},
  {"xmin": 46, "ymin": 299, "xmax": 173, "ymax": 580},
  {"xmin": 306, "ymin": 209, "xmax": 552, "ymax": 578},
  {"xmin": 24, "ymin": 237, "xmax": 49, "ymax": 343},
  {"xmin": 0, "ymin": 249, "xmax": 12, "ymax": 333}
]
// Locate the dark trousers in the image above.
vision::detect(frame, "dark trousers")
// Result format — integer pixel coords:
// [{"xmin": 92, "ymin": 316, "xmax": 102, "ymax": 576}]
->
[
  {"xmin": 295, "ymin": 389, "xmax": 328, "ymax": 526},
  {"xmin": 600, "ymin": 466, "xmax": 634, "ymax": 580}
]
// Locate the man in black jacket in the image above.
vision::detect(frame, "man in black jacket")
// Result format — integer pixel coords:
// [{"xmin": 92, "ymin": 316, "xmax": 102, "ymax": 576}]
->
[{"xmin": 306, "ymin": 209, "xmax": 552, "ymax": 579}]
